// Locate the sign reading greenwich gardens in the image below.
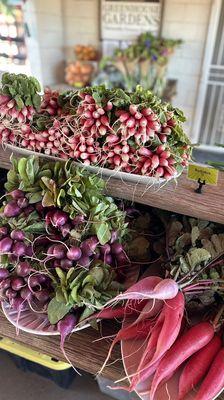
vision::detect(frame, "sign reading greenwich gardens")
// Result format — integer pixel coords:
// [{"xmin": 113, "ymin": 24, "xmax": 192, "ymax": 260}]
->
[{"xmin": 101, "ymin": 0, "xmax": 161, "ymax": 41}]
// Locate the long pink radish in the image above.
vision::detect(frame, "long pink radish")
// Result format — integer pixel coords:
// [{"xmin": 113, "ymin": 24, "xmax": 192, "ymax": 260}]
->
[
  {"xmin": 105, "ymin": 277, "xmax": 178, "ymax": 305},
  {"xmin": 179, "ymin": 335, "xmax": 222, "ymax": 399},
  {"xmin": 131, "ymin": 292, "xmax": 184, "ymax": 389},
  {"xmin": 143, "ymin": 292, "xmax": 185, "ymax": 367},
  {"xmin": 150, "ymin": 322, "xmax": 215, "ymax": 399},
  {"xmin": 195, "ymin": 348, "xmax": 224, "ymax": 400}
]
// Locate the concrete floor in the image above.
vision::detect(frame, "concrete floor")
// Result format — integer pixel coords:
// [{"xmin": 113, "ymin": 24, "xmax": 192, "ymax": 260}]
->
[{"xmin": 0, "ymin": 351, "xmax": 112, "ymax": 400}]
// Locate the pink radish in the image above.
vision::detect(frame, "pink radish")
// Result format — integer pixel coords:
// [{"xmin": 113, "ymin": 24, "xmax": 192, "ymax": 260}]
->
[
  {"xmin": 195, "ymin": 348, "xmax": 224, "ymax": 400},
  {"xmin": 179, "ymin": 335, "xmax": 222, "ymax": 399},
  {"xmin": 150, "ymin": 322, "xmax": 215, "ymax": 399}
]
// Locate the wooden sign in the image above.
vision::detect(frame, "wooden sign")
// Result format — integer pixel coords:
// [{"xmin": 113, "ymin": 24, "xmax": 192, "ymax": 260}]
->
[
  {"xmin": 101, "ymin": 0, "xmax": 161, "ymax": 41},
  {"xmin": 187, "ymin": 163, "xmax": 219, "ymax": 186}
]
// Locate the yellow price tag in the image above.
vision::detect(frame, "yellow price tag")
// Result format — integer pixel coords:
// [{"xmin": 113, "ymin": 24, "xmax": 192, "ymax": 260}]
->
[{"xmin": 187, "ymin": 163, "xmax": 219, "ymax": 185}]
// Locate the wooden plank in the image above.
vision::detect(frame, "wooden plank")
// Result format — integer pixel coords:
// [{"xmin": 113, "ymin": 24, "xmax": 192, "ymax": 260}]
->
[
  {"xmin": 1, "ymin": 147, "xmax": 224, "ymax": 225},
  {"xmin": 0, "ymin": 313, "xmax": 123, "ymax": 381}
]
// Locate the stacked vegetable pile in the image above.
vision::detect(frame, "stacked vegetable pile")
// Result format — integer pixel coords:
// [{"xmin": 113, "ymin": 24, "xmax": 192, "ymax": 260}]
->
[
  {"xmin": 0, "ymin": 73, "xmax": 191, "ymax": 180},
  {"xmin": 0, "ymin": 155, "xmax": 134, "ymax": 329},
  {"xmin": 96, "ymin": 212, "xmax": 224, "ymax": 400}
]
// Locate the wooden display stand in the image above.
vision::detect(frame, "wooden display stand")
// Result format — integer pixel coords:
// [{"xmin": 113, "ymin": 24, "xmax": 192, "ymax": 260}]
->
[{"xmin": 0, "ymin": 146, "xmax": 224, "ymax": 393}]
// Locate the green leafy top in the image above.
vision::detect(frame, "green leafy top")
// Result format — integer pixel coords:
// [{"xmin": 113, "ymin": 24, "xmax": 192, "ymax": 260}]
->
[
  {"xmin": 5, "ymin": 156, "xmax": 128, "ymax": 245},
  {"xmin": 165, "ymin": 217, "xmax": 224, "ymax": 281},
  {"xmin": 0, "ymin": 72, "xmax": 42, "ymax": 110},
  {"xmin": 48, "ymin": 261, "xmax": 121, "ymax": 324}
]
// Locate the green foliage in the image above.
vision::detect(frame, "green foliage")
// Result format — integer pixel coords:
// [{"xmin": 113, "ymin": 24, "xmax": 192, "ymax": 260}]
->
[
  {"xmin": 48, "ymin": 261, "xmax": 122, "ymax": 324},
  {"xmin": 5, "ymin": 156, "xmax": 128, "ymax": 245},
  {"xmin": 0, "ymin": 73, "xmax": 42, "ymax": 110}
]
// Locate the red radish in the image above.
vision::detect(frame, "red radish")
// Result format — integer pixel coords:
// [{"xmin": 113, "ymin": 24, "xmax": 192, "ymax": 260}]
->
[
  {"xmin": 155, "ymin": 167, "xmax": 164, "ymax": 177},
  {"xmin": 119, "ymin": 112, "xmax": 129, "ymax": 123},
  {"xmin": 195, "ymin": 348, "xmax": 224, "ymax": 400},
  {"xmin": 150, "ymin": 322, "xmax": 215, "ymax": 399},
  {"xmin": 151, "ymin": 155, "xmax": 160, "ymax": 169},
  {"xmin": 136, "ymin": 292, "xmax": 185, "ymax": 380},
  {"xmin": 126, "ymin": 117, "xmax": 135, "ymax": 128},
  {"xmin": 159, "ymin": 158, "xmax": 168, "ymax": 167},
  {"xmin": 160, "ymin": 150, "xmax": 170, "ymax": 159},
  {"xmin": 179, "ymin": 335, "xmax": 222, "ymax": 399},
  {"xmin": 138, "ymin": 147, "xmax": 152, "ymax": 157}
]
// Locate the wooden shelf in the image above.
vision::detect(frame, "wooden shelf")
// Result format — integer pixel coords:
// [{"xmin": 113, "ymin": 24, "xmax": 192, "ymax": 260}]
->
[
  {"xmin": 1, "ymin": 146, "xmax": 224, "ymax": 390},
  {"xmin": 1, "ymin": 147, "xmax": 224, "ymax": 225},
  {"xmin": 0, "ymin": 313, "xmax": 122, "ymax": 381}
]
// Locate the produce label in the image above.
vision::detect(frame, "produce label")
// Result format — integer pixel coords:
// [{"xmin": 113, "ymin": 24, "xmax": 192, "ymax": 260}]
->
[{"xmin": 187, "ymin": 163, "xmax": 219, "ymax": 185}]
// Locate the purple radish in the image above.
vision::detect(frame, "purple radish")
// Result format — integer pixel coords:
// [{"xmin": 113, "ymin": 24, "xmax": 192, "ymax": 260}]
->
[
  {"xmin": 5, "ymin": 288, "xmax": 17, "ymax": 299},
  {"xmin": 104, "ymin": 254, "xmax": 113, "ymax": 265},
  {"xmin": 52, "ymin": 210, "xmax": 68, "ymax": 227},
  {"xmin": 116, "ymin": 251, "xmax": 129, "ymax": 266},
  {"xmin": 35, "ymin": 289, "xmax": 50, "ymax": 303},
  {"xmin": 20, "ymin": 286, "xmax": 33, "ymax": 300},
  {"xmin": 17, "ymin": 197, "xmax": 29, "ymax": 208},
  {"xmin": 0, "ymin": 237, "xmax": 13, "ymax": 253},
  {"xmin": 0, "ymin": 268, "xmax": 9, "ymax": 280},
  {"xmin": 72, "ymin": 215, "xmax": 85, "ymax": 225},
  {"xmin": 12, "ymin": 242, "xmax": 27, "ymax": 257},
  {"xmin": 16, "ymin": 261, "xmax": 31, "ymax": 277},
  {"xmin": 23, "ymin": 206, "xmax": 34, "ymax": 216},
  {"xmin": 57, "ymin": 314, "xmax": 79, "ymax": 372},
  {"xmin": 26, "ymin": 245, "xmax": 33, "ymax": 257},
  {"xmin": 11, "ymin": 277, "xmax": 25, "ymax": 291},
  {"xmin": 66, "ymin": 247, "xmax": 82, "ymax": 261},
  {"xmin": 10, "ymin": 189, "xmax": 24, "ymax": 199},
  {"xmin": 80, "ymin": 237, "xmax": 98, "ymax": 256},
  {"xmin": 110, "ymin": 230, "xmax": 118, "ymax": 244},
  {"xmin": 10, "ymin": 296, "xmax": 26, "ymax": 311},
  {"xmin": 77, "ymin": 256, "xmax": 91, "ymax": 268},
  {"xmin": 3, "ymin": 201, "xmax": 21, "ymax": 217},
  {"xmin": 111, "ymin": 242, "xmax": 123, "ymax": 255},
  {"xmin": 60, "ymin": 259, "xmax": 73, "ymax": 269},
  {"xmin": 100, "ymin": 244, "xmax": 110, "ymax": 255},
  {"xmin": 10, "ymin": 230, "xmax": 25, "ymax": 241},
  {"xmin": 0, "ymin": 278, "xmax": 11, "ymax": 289},
  {"xmin": 29, "ymin": 275, "xmax": 41, "ymax": 288},
  {"xmin": 0, "ymin": 227, "xmax": 8, "ymax": 237}
]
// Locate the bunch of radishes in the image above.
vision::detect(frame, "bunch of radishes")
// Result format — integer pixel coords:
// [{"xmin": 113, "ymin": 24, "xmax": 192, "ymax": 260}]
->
[
  {"xmin": 0, "ymin": 73, "xmax": 41, "ymax": 124},
  {"xmin": 0, "ymin": 73, "xmax": 191, "ymax": 180},
  {"xmin": 98, "ymin": 276, "xmax": 224, "ymax": 400},
  {"xmin": 39, "ymin": 87, "xmax": 62, "ymax": 116}
]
